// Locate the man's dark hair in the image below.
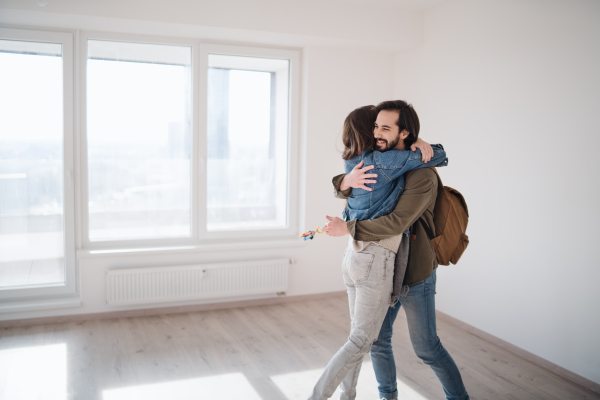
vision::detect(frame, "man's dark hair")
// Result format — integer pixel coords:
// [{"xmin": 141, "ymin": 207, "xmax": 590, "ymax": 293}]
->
[{"xmin": 375, "ymin": 100, "xmax": 420, "ymax": 149}]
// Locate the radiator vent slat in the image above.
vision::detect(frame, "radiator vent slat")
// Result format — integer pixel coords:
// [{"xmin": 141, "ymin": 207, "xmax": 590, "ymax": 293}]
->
[{"xmin": 106, "ymin": 258, "xmax": 289, "ymax": 306}]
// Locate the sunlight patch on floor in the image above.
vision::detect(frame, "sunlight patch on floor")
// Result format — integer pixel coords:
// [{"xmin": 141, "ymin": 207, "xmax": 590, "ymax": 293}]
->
[
  {"xmin": 271, "ymin": 360, "xmax": 380, "ymax": 400},
  {"xmin": 0, "ymin": 343, "xmax": 67, "ymax": 400},
  {"xmin": 396, "ymin": 381, "xmax": 431, "ymax": 399},
  {"xmin": 103, "ymin": 372, "xmax": 261, "ymax": 400}
]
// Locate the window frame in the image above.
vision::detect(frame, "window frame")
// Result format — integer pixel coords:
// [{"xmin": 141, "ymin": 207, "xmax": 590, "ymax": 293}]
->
[
  {"xmin": 78, "ymin": 32, "xmax": 301, "ymax": 250},
  {"xmin": 198, "ymin": 43, "xmax": 300, "ymax": 241},
  {"xmin": 0, "ymin": 27, "xmax": 77, "ymax": 300},
  {"xmin": 79, "ymin": 31, "xmax": 200, "ymax": 250}
]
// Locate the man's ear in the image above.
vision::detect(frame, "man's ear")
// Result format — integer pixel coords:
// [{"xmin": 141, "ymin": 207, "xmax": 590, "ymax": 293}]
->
[{"xmin": 400, "ymin": 129, "xmax": 410, "ymax": 140}]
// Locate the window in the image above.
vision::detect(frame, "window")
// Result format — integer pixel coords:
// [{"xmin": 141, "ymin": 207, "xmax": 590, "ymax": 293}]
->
[
  {"xmin": 199, "ymin": 44, "xmax": 299, "ymax": 241},
  {"xmin": 0, "ymin": 28, "xmax": 75, "ymax": 299},
  {"xmin": 85, "ymin": 40, "xmax": 192, "ymax": 242},
  {"xmin": 206, "ymin": 54, "xmax": 290, "ymax": 231},
  {"xmin": 82, "ymin": 40, "xmax": 300, "ymax": 247}
]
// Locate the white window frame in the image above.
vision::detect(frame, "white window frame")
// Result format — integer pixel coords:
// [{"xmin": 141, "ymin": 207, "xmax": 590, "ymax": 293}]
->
[
  {"xmin": 198, "ymin": 43, "xmax": 300, "ymax": 241},
  {"xmin": 79, "ymin": 31, "xmax": 200, "ymax": 250},
  {"xmin": 0, "ymin": 27, "xmax": 77, "ymax": 300},
  {"xmin": 78, "ymin": 33, "xmax": 301, "ymax": 250}
]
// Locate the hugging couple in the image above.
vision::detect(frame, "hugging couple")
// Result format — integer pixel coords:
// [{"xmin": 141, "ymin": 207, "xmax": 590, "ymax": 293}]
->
[{"xmin": 308, "ymin": 100, "xmax": 469, "ymax": 400}]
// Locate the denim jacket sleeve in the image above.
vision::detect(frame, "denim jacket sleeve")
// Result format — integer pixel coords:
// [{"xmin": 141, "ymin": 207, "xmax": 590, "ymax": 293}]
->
[{"xmin": 373, "ymin": 144, "xmax": 447, "ymax": 181}]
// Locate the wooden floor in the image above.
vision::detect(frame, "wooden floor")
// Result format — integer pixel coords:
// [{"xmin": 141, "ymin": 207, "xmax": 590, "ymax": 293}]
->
[{"xmin": 0, "ymin": 294, "xmax": 598, "ymax": 400}]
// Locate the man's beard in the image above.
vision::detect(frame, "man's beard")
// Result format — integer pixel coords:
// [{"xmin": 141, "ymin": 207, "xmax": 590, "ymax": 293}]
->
[{"xmin": 375, "ymin": 135, "xmax": 400, "ymax": 152}]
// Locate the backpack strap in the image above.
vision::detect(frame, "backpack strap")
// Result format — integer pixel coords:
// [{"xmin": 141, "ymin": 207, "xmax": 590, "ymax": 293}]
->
[
  {"xmin": 418, "ymin": 218, "xmax": 435, "ymax": 241},
  {"xmin": 406, "ymin": 167, "xmax": 440, "ymax": 240},
  {"xmin": 428, "ymin": 167, "xmax": 444, "ymax": 191}
]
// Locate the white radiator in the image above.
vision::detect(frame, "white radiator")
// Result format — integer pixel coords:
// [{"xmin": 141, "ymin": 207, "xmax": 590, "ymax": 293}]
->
[{"xmin": 106, "ymin": 258, "xmax": 289, "ymax": 306}]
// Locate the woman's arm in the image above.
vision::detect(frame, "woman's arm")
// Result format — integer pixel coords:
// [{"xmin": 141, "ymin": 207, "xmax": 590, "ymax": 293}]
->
[
  {"xmin": 373, "ymin": 144, "xmax": 447, "ymax": 181},
  {"xmin": 411, "ymin": 138, "xmax": 434, "ymax": 162}
]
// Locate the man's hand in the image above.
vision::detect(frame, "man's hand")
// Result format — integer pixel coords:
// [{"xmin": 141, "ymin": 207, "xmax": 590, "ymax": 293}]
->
[
  {"xmin": 340, "ymin": 160, "xmax": 378, "ymax": 192},
  {"xmin": 323, "ymin": 215, "xmax": 350, "ymax": 237},
  {"xmin": 410, "ymin": 138, "xmax": 433, "ymax": 163}
]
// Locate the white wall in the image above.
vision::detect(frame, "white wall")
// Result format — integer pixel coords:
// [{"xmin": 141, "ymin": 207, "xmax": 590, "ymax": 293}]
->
[
  {"xmin": 393, "ymin": 0, "xmax": 600, "ymax": 385},
  {"xmin": 0, "ymin": 7, "xmax": 395, "ymax": 319}
]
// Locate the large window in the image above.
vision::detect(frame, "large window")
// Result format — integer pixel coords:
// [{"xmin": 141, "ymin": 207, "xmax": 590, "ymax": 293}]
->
[
  {"xmin": 81, "ymin": 39, "xmax": 300, "ymax": 247},
  {"xmin": 85, "ymin": 40, "xmax": 192, "ymax": 242},
  {"xmin": 0, "ymin": 28, "xmax": 75, "ymax": 299}
]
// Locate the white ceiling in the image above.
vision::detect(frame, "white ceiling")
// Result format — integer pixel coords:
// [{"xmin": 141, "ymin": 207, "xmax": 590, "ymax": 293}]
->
[{"xmin": 0, "ymin": 0, "xmax": 452, "ymax": 51}]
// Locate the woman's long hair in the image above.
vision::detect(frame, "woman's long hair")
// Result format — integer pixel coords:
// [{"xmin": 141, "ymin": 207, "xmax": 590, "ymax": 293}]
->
[{"xmin": 342, "ymin": 105, "xmax": 377, "ymax": 160}]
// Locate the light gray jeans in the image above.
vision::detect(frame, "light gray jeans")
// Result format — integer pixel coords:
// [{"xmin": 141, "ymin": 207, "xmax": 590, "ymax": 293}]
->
[{"xmin": 308, "ymin": 244, "xmax": 395, "ymax": 400}]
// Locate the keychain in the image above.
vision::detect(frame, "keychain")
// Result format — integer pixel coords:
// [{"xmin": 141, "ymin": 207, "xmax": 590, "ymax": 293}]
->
[{"xmin": 301, "ymin": 225, "xmax": 327, "ymax": 241}]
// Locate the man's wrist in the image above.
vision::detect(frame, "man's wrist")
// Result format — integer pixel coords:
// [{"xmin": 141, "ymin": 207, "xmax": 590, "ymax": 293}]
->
[
  {"xmin": 340, "ymin": 175, "xmax": 351, "ymax": 191},
  {"xmin": 332, "ymin": 174, "xmax": 351, "ymax": 199},
  {"xmin": 347, "ymin": 219, "xmax": 357, "ymax": 238}
]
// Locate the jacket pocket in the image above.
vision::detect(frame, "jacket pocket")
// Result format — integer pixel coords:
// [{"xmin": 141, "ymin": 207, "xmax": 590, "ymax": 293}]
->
[{"xmin": 347, "ymin": 252, "xmax": 374, "ymax": 283}]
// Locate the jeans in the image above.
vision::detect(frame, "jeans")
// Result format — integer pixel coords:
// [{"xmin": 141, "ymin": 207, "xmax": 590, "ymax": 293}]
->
[
  {"xmin": 308, "ymin": 244, "xmax": 395, "ymax": 400},
  {"xmin": 370, "ymin": 270, "xmax": 469, "ymax": 400}
]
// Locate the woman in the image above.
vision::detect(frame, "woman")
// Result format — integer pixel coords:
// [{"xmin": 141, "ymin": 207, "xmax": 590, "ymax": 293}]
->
[{"xmin": 308, "ymin": 105, "xmax": 447, "ymax": 400}]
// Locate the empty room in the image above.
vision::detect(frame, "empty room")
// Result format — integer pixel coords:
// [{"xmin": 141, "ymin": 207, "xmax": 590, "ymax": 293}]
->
[{"xmin": 0, "ymin": 0, "xmax": 599, "ymax": 399}]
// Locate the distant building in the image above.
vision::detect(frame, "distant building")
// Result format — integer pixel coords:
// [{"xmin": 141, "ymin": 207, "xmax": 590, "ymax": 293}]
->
[{"xmin": 0, "ymin": 173, "xmax": 28, "ymax": 216}]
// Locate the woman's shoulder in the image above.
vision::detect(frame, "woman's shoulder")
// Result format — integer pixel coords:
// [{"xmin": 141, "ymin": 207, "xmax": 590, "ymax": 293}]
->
[
  {"xmin": 374, "ymin": 148, "xmax": 411, "ymax": 156},
  {"xmin": 372, "ymin": 148, "xmax": 412, "ymax": 167},
  {"xmin": 345, "ymin": 149, "xmax": 375, "ymax": 165}
]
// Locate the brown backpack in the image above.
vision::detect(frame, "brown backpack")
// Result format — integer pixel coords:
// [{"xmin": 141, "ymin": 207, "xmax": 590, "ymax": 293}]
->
[
  {"xmin": 346, "ymin": 166, "xmax": 469, "ymax": 264},
  {"xmin": 414, "ymin": 167, "xmax": 470, "ymax": 265}
]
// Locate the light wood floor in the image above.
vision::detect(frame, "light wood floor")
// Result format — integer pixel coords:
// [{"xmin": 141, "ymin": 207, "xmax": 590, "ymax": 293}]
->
[{"xmin": 0, "ymin": 294, "xmax": 598, "ymax": 400}]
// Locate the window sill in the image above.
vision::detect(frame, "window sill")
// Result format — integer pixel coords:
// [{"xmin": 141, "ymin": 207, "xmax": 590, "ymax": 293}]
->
[
  {"xmin": 0, "ymin": 296, "xmax": 81, "ymax": 314},
  {"xmin": 77, "ymin": 238, "xmax": 305, "ymax": 259}
]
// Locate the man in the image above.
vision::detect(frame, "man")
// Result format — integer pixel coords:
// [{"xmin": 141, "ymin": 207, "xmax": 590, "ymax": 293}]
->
[{"xmin": 324, "ymin": 100, "xmax": 470, "ymax": 400}]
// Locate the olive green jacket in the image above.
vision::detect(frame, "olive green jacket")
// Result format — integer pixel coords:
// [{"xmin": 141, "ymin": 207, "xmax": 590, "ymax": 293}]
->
[{"xmin": 332, "ymin": 168, "xmax": 439, "ymax": 286}]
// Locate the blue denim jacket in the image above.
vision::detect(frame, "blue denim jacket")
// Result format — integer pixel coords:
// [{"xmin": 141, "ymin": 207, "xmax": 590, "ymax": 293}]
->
[{"xmin": 342, "ymin": 144, "xmax": 448, "ymax": 221}]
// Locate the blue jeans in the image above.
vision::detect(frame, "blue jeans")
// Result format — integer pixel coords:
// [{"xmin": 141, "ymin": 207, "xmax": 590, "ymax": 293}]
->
[{"xmin": 369, "ymin": 270, "xmax": 469, "ymax": 400}]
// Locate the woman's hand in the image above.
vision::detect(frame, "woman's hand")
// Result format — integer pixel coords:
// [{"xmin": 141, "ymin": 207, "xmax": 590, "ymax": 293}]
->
[
  {"xmin": 340, "ymin": 160, "xmax": 378, "ymax": 191},
  {"xmin": 410, "ymin": 138, "xmax": 433, "ymax": 162},
  {"xmin": 323, "ymin": 215, "xmax": 349, "ymax": 237}
]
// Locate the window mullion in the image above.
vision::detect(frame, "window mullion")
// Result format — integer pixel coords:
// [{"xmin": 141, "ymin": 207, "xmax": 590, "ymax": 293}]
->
[
  {"xmin": 191, "ymin": 43, "xmax": 202, "ymax": 242},
  {"xmin": 197, "ymin": 44, "xmax": 210, "ymax": 241}
]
